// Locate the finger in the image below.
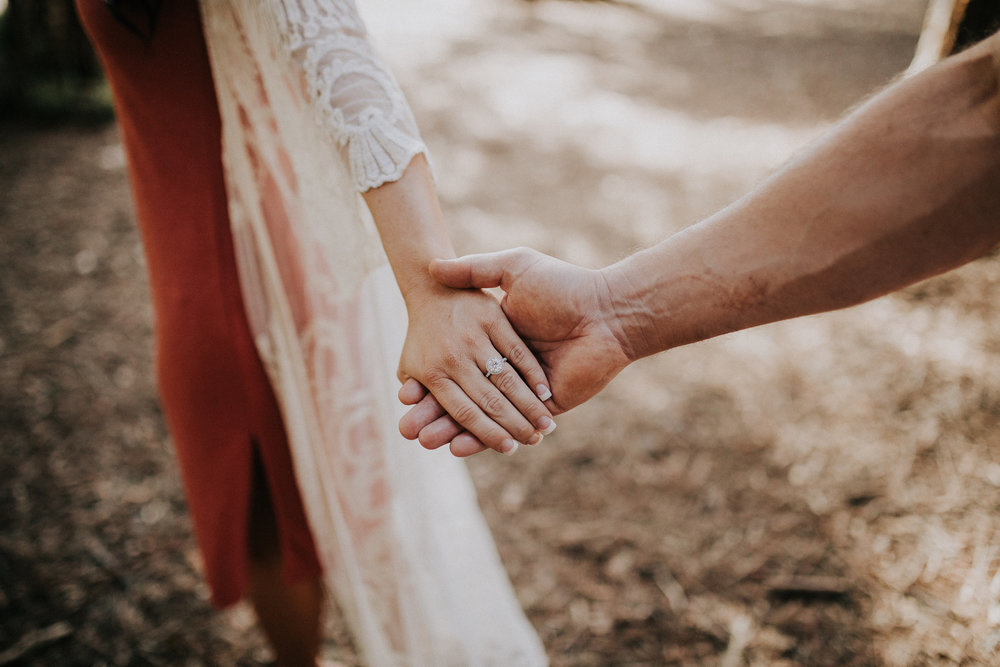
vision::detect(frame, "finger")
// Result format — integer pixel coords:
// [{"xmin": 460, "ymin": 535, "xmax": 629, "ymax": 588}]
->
[
  {"xmin": 450, "ymin": 432, "xmax": 489, "ymax": 457},
  {"xmin": 408, "ymin": 359, "xmax": 547, "ymax": 452},
  {"xmin": 424, "ymin": 375, "xmax": 523, "ymax": 455},
  {"xmin": 490, "ymin": 334, "xmax": 556, "ymax": 436},
  {"xmin": 416, "ymin": 415, "xmax": 463, "ymax": 450},
  {"xmin": 430, "ymin": 248, "xmax": 533, "ymax": 290},
  {"xmin": 399, "ymin": 392, "xmax": 447, "ymax": 440},
  {"xmin": 472, "ymin": 350, "xmax": 546, "ymax": 446},
  {"xmin": 398, "ymin": 377, "xmax": 428, "ymax": 405}
]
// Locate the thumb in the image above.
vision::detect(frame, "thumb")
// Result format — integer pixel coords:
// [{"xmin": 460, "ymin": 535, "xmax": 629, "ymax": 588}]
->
[{"xmin": 430, "ymin": 248, "xmax": 532, "ymax": 290}]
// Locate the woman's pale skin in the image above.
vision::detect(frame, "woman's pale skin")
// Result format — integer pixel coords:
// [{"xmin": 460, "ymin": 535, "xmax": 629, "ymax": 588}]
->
[
  {"xmin": 362, "ymin": 153, "xmax": 556, "ymax": 456},
  {"xmin": 400, "ymin": 28, "xmax": 1000, "ymax": 456}
]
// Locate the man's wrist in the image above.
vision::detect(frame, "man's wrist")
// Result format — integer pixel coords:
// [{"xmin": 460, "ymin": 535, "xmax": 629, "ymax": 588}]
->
[{"xmin": 599, "ymin": 259, "xmax": 659, "ymax": 363}]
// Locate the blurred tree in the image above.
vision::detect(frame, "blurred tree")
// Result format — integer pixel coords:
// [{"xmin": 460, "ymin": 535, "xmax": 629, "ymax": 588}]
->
[
  {"xmin": 0, "ymin": 0, "xmax": 108, "ymax": 120},
  {"xmin": 954, "ymin": 0, "xmax": 1000, "ymax": 52}
]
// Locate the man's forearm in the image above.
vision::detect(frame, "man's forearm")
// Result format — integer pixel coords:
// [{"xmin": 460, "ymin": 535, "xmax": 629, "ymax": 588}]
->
[{"xmin": 605, "ymin": 30, "xmax": 1000, "ymax": 362}]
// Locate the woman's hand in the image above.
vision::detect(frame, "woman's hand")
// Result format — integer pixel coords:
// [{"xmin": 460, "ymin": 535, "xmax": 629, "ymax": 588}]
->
[
  {"xmin": 397, "ymin": 282, "xmax": 556, "ymax": 455},
  {"xmin": 363, "ymin": 155, "xmax": 556, "ymax": 456},
  {"xmin": 399, "ymin": 247, "xmax": 633, "ymax": 455}
]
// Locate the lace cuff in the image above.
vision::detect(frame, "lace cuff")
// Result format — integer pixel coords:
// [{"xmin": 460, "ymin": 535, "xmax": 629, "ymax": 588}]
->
[{"xmin": 273, "ymin": 0, "xmax": 427, "ymax": 191}]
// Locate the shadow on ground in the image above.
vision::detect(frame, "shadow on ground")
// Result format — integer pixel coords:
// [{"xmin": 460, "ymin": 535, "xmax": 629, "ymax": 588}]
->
[{"xmin": 5, "ymin": 0, "xmax": 1000, "ymax": 665}]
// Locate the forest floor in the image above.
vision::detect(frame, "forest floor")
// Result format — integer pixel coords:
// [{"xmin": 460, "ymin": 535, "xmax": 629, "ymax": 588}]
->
[{"xmin": 5, "ymin": 0, "xmax": 1000, "ymax": 665}]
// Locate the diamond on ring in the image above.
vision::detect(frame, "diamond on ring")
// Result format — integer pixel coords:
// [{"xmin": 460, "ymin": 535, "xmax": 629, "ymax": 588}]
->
[{"xmin": 484, "ymin": 356, "xmax": 507, "ymax": 378}]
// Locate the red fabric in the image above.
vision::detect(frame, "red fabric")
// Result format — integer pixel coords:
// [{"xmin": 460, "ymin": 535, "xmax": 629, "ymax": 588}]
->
[{"xmin": 76, "ymin": 0, "xmax": 322, "ymax": 607}]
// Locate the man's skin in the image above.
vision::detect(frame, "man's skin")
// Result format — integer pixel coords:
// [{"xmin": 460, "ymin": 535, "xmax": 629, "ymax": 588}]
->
[{"xmin": 400, "ymin": 28, "xmax": 1000, "ymax": 457}]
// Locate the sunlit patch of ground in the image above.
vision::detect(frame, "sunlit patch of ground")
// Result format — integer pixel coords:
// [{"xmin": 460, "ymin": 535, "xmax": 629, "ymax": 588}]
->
[{"xmin": 6, "ymin": 0, "xmax": 1000, "ymax": 664}]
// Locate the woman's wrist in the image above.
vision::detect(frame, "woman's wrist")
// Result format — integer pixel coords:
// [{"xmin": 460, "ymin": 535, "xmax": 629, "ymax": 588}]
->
[
  {"xmin": 397, "ymin": 275, "xmax": 461, "ymax": 313},
  {"xmin": 361, "ymin": 154, "xmax": 459, "ymax": 309}
]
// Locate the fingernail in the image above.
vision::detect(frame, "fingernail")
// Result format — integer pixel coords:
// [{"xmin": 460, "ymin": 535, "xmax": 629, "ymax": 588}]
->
[
  {"xmin": 501, "ymin": 439, "xmax": 519, "ymax": 456},
  {"xmin": 537, "ymin": 416, "xmax": 557, "ymax": 435},
  {"xmin": 536, "ymin": 385, "xmax": 552, "ymax": 401},
  {"xmin": 527, "ymin": 432, "xmax": 543, "ymax": 446}
]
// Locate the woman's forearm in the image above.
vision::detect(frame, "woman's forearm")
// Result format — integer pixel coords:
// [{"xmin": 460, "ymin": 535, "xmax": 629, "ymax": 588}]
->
[
  {"xmin": 362, "ymin": 154, "xmax": 456, "ymax": 307},
  {"xmin": 605, "ymin": 31, "xmax": 1000, "ymax": 362}
]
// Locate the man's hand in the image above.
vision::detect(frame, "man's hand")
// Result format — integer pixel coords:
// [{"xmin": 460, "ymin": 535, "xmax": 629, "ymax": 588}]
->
[{"xmin": 398, "ymin": 247, "xmax": 632, "ymax": 456}]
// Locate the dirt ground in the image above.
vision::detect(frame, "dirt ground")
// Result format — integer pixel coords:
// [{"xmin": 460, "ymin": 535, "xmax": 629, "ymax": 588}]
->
[{"xmin": 4, "ymin": 0, "xmax": 1000, "ymax": 665}]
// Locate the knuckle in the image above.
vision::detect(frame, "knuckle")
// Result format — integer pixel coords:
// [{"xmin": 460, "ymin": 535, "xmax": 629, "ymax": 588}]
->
[
  {"xmin": 506, "ymin": 344, "xmax": 528, "ymax": 366},
  {"xmin": 451, "ymin": 402, "xmax": 479, "ymax": 426},
  {"xmin": 494, "ymin": 370, "xmax": 518, "ymax": 394},
  {"xmin": 512, "ymin": 423, "xmax": 536, "ymax": 442},
  {"xmin": 480, "ymin": 318, "xmax": 499, "ymax": 339},
  {"xmin": 513, "ymin": 246, "xmax": 537, "ymax": 263},
  {"xmin": 480, "ymin": 392, "xmax": 507, "ymax": 418},
  {"xmin": 483, "ymin": 428, "xmax": 510, "ymax": 451},
  {"xmin": 519, "ymin": 403, "xmax": 546, "ymax": 425},
  {"xmin": 440, "ymin": 351, "xmax": 464, "ymax": 370},
  {"xmin": 423, "ymin": 367, "xmax": 451, "ymax": 388}
]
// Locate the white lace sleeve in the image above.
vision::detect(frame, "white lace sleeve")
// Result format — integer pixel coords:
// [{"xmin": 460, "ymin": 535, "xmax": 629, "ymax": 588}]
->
[
  {"xmin": 200, "ymin": 3, "xmax": 548, "ymax": 663},
  {"xmin": 271, "ymin": 0, "xmax": 427, "ymax": 192}
]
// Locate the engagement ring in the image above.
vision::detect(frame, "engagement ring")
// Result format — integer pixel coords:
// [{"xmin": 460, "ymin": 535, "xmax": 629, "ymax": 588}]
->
[{"xmin": 484, "ymin": 356, "xmax": 507, "ymax": 378}]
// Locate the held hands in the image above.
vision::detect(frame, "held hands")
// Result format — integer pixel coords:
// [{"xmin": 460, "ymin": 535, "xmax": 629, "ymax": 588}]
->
[
  {"xmin": 363, "ymin": 155, "xmax": 558, "ymax": 457},
  {"xmin": 399, "ymin": 247, "xmax": 633, "ymax": 456},
  {"xmin": 396, "ymin": 281, "xmax": 557, "ymax": 456}
]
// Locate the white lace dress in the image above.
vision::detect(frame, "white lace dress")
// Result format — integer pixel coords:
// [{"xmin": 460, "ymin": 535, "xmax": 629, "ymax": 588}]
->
[{"xmin": 197, "ymin": 2, "xmax": 548, "ymax": 665}]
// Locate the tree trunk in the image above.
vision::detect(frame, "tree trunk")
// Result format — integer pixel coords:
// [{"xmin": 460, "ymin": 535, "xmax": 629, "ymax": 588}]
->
[{"xmin": 0, "ymin": 0, "xmax": 102, "ymax": 116}]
